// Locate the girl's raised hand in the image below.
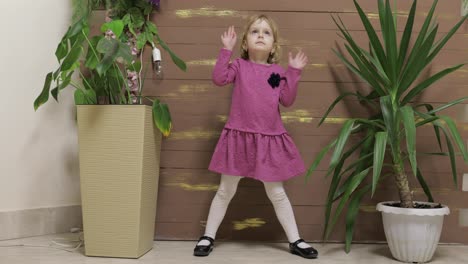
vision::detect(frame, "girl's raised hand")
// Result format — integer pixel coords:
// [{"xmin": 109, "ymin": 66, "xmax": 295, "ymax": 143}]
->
[
  {"xmin": 288, "ymin": 50, "xmax": 308, "ymax": 70},
  {"xmin": 221, "ymin": 26, "xmax": 237, "ymax": 51}
]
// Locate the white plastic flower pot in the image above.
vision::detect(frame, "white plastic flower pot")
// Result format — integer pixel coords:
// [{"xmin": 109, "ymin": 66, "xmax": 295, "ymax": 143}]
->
[{"xmin": 376, "ymin": 201, "xmax": 450, "ymax": 263}]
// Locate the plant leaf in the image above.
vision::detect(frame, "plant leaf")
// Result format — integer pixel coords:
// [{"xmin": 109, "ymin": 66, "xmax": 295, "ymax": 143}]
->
[
  {"xmin": 398, "ymin": 0, "xmax": 437, "ymax": 79},
  {"xmin": 401, "ymin": 64, "xmax": 465, "ymax": 104},
  {"xmin": 319, "ymin": 92, "xmax": 366, "ymax": 126},
  {"xmin": 325, "ymin": 168, "xmax": 370, "ymax": 240},
  {"xmin": 427, "ymin": 97, "xmax": 468, "ymax": 115},
  {"xmin": 84, "ymin": 36, "xmax": 101, "ymax": 69},
  {"xmin": 101, "ymin": 20, "xmax": 124, "ymax": 38},
  {"xmin": 439, "ymin": 116, "xmax": 468, "ymax": 162},
  {"xmin": 345, "ymin": 185, "xmax": 371, "ymax": 253},
  {"xmin": 372, "ymin": 131, "xmax": 387, "ymax": 196},
  {"xmin": 152, "ymin": 99, "xmax": 172, "ymax": 136},
  {"xmin": 334, "ymin": 152, "xmax": 373, "ymax": 201},
  {"xmin": 156, "ymin": 35, "xmax": 187, "ymax": 72},
  {"xmin": 380, "ymin": 96, "xmax": 397, "ymax": 156},
  {"xmin": 398, "ymin": 24, "xmax": 438, "ymax": 97},
  {"xmin": 329, "ymin": 119, "xmax": 355, "ymax": 170},
  {"xmin": 425, "ymin": 14, "xmax": 467, "ymax": 65},
  {"xmin": 353, "ymin": 0, "xmax": 387, "ymax": 72},
  {"xmin": 74, "ymin": 88, "xmax": 97, "ymax": 105},
  {"xmin": 306, "ymin": 139, "xmax": 337, "ymax": 181},
  {"xmin": 441, "ymin": 128, "xmax": 458, "ymax": 187},
  {"xmin": 147, "ymin": 21, "xmax": 158, "ymax": 34},
  {"xmin": 60, "ymin": 41, "xmax": 83, "ymax": 72},
  {"xmin": 400, "ymin": 106, "xmax": 417, "ymax": 177},
  {"xmin": 397, "ymin": 0, "xmax": 417, "ymax": 75},
  {"xmin": 416, "ymin": 104, "xmax": 442, "ymax": 151},
  {"xmin": 55, "ymin": 40, "xmax": 68, "ymax": 62},
  {"xmin": 416, "ymin": 168, "xmax": 434, "ymax": 202},
  {"xmin": 34, "ymin": 72, "xmax": 53, "ymax": 111},
  {"xmin": 383, "ymin": 0, "xmax": 398, "ymax": 85},
  {"xmin": 343, "ymin": 44, "xmax": 386, "ymax": 94}
]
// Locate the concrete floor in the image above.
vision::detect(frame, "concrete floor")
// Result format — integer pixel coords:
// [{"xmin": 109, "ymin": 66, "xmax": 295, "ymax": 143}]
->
[{"xmin": 1, "ymin": 233, "xmax": 468, "ymax": 264}]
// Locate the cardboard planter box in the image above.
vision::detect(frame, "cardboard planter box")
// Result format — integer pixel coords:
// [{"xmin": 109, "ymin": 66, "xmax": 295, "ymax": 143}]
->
[{"xmin": 77, "ymin": 105, "xmax": 162, "ymax": 258}]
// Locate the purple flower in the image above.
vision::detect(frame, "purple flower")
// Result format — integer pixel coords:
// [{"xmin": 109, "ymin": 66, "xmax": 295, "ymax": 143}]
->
[
  {"xmin": 147, "ymin": 0, "xmax": 160, "ymax": 7},
  {"xmin": 104, "ymin": 29, "xmax": 116, "ymax": 39},
  {"xmin": 127, "ymin": 70, "xmax": 139, "ymax": 92}
]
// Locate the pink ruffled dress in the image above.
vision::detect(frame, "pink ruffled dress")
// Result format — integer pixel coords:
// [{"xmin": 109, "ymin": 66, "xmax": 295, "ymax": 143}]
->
[{"xmin": 208, "ymin": 48, "xmax": 306, "ymax": 182}]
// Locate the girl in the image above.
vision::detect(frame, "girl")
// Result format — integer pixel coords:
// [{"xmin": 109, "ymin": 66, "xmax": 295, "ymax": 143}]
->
[{"xmin": 193, "ymin": 14, "xmax": 317, "ymax": 259}]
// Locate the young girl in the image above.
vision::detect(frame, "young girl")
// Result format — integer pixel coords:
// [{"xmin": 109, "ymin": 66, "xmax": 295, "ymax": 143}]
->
[{"xmin": 193, "ymin": 14, "xmax": 318, "ymax": 259}]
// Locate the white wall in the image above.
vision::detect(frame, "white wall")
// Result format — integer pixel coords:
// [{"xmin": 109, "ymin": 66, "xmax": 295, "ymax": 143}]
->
[{"xmin": 0, "ymin": 1, "xmax": 80, "ymax": 211}]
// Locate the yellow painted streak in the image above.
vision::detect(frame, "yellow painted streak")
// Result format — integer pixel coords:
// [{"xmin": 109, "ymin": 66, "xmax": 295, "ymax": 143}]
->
[
  {"xmin": 220, "ymin": 114, "xmax": 350, "ymax": 125},
  {"xmin": 359, "ymin": 205, "xmax": 378, "ymax": 213},
  {"xmin": 306, "ymin": 63, "xmax": 345, "ymax": 69},
  {"xmin": 179, "ymin": 84, "xmax": 211, "ymax": 93},
  {"xmin": 161, "ymin": 92, "xmax": 179, "ymax": 97},
  {"xmin": 367, "ymin": 12, "xmax": 409, "ymax": 19},
  {"xmin": 322, "ymin": 117, "xmax": 350, "ymax": 124},
  {"xmin": 281, "ymin": 109, "xmax": 314, "ymax": 123},
  {"xmin": 217, "ymin": 115, "xmax": 228, "ymax": 122},
  {"xmin": 169, "ymin": 128, "xmax": 220, "ymax": 140},
  {"xmin": 420, "ymin": 12, "xmax": 458, "ymax": 20},
  {"xmin": 187, "ymin": 59, "xmax": 216, "ymax": 66},
  {"xmin": 232, "ymin": 218, "xmax": 266, "ymax": 231},
  {"xmin": 166, "ymin": 183, "xmax": 219, "ymax": 191},
  {"xmin": 175, "ymin": 7, "xmax": 242, "ymax": 19},
  {"xmin": 309, "ymin": 63, "xmax": 330, "ymax": 69}
]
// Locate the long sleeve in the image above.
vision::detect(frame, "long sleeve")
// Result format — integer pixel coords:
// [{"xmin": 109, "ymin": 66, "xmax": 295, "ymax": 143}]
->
[
  {"xmin": 279, "ymin": 66, "xmax": 302, "ymax": 107},
  {"xmin": 212, "ymin": 48, "xmax": 240, "ymax": 86}
]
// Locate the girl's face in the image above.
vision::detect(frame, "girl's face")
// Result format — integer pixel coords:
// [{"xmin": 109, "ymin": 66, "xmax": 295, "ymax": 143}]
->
[{"xmin": 244, "ymin": 19, "xmax": 275, "ymax": 55}]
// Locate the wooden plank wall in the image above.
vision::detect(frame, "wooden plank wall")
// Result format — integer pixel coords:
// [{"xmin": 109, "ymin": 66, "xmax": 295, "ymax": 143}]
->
[{"xmin": 138, "ymin": 0, "xmax": 467, "ymax": 243}]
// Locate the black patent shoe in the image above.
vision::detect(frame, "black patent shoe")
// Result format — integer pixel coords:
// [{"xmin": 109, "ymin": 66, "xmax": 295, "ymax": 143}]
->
[
  {"xmin": 193, "ymin": 236, "xmax": 214, "ymax": 257},
  {"xmin": 289, "ymin": 239, "xmax": 318, "ymax": 259}
]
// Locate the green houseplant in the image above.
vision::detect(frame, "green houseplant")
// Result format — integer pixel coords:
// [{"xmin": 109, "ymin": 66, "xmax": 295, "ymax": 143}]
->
[
  {"xmin": 33, "ymin": 0, "xmax": 186, "ymax": 258},
  {"xmin": 33, "ymin": 0, "xmax": 186, "ymax": 136},
  {"xmin": 307, "ymin": 0, "xmax": 467, "ymax": 262}
]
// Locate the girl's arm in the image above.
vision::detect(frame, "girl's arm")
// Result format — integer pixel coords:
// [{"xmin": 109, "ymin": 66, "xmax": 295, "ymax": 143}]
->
[
  {"xmin": 279, "ymin": 51, "xmax": 308, "ymax": 107},
  {"xmin": 279, "ymin": 66, "xmax": 302, "ymax": 107},
  {"xmin": 212, "ymin": 26, "xmax": 238, "ymax": 86},
  {"xmin": 212, "ymin": 49, "xmax": 239, "ymax": 86}
]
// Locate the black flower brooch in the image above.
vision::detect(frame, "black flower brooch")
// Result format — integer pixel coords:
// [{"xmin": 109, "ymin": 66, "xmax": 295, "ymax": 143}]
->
[{"xmin": 267, "ymin": 73, "xmax": 286, "ymax": 89}]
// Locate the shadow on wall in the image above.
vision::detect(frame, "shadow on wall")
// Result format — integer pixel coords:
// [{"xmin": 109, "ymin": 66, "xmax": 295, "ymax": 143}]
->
[{"xmin": 21, "ymin": 88, "xmax": 80, "ymax": 207}]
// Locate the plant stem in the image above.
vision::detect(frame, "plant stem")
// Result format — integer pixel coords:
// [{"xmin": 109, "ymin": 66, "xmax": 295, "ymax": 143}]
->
[
  {"xmin": 393, "ymin": 144, "xmax": 413, "ymax": 208},
  {"xmin": 69, "ymin": 81, "xmax": 84, "ymax": 90},
  {"xmin": 82, "ymin": 30, "xmax": 99, "ymax": 63},
  {"xmin": 79, "ymin": 71, "xmax": 92, "ymax": 90},
  {"xmin": 112, "ymin": 63, "xmax": 128, "ymax": 104},
  {"xmin": 137, "ymin": 47, "xmax": 144, "ymax": 104}
]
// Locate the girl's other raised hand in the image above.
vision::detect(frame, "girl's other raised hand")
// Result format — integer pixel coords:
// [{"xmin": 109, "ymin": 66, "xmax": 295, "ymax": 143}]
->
[
  {"xmin": 221, "ymin": 26, "xmax": 237, "ymax": 51},
  {"xmin": 288, "ymin": 50, "xmax": 308, "ymax": 70}
]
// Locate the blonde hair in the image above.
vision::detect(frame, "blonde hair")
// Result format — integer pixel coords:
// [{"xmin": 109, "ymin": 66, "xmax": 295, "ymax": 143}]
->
[{"xmin": 240, "ymin": 14, "xmax": 281, "ymax": 64}]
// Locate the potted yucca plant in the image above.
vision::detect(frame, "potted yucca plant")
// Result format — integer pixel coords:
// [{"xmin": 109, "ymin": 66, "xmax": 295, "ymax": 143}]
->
[
  {"xmin": 307, "ymin": 0, "xmax": 467, "ymax": 262},
  {"xmin": 33, "ymin": 0, "xmax": 186, "ymax": 258}
]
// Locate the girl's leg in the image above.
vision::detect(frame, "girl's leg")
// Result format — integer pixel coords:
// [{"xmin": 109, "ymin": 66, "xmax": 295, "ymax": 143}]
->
[
  {"xmin": 263, "ymin": 181, "xmax": 312, "ymax": 249},
  {"xmin": 197, "ymin": 174, "xmax": 243, "ymax": 246}
]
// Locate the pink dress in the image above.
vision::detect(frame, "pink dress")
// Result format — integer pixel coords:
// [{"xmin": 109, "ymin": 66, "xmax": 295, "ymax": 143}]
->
[{"xmin": 208, "ymin": 48, "xmax": 306, "ymax": 182}]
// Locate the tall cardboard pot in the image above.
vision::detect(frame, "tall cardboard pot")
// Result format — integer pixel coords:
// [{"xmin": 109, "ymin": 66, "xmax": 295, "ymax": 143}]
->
[{"xmin": 77, "ymin": 105, "xmax": 162, "ymax": 258}]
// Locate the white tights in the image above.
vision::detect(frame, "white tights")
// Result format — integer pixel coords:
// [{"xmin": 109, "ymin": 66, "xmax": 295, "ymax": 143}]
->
[{"xmin": 198, "ymin": 174, "xmax": 310, "ymax": 248}]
